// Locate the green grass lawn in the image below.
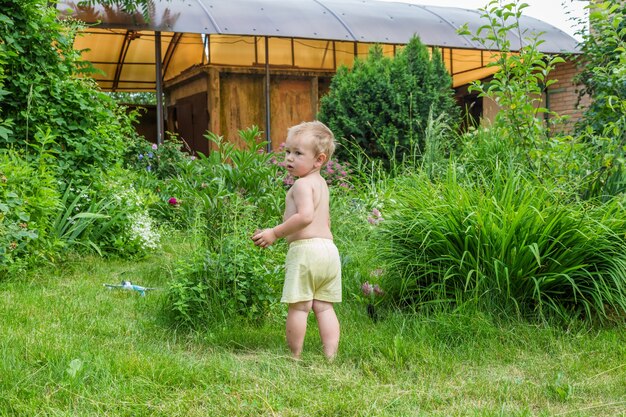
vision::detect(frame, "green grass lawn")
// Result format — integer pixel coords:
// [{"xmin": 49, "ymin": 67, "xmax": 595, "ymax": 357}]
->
[{"xmin": 1, "ymin": 251, "xmax": 625, "ymax": 416}]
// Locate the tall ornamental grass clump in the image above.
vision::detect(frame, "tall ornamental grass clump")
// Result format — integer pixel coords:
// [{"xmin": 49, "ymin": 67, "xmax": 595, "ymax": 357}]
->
[{"xmin": 376, "ymin": 168, "xmax": 626, "ymax": 322}]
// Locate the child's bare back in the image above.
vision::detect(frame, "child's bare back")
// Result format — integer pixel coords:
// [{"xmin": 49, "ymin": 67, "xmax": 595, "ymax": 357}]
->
[{"xmin": 283, "ymin": 174, "xmax": 332, "ymax": 243}]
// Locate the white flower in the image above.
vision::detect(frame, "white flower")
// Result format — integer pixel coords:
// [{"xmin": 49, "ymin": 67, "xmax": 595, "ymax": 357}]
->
[{"xmin": 128, "ymin": 211, "xmax": 161, "ymax": 250}]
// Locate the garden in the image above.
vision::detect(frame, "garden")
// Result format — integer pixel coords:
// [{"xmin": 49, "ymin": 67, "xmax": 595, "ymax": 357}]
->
[{"xmin": 1, "ymin": 0, "xmax": 625, "ymax": 415}]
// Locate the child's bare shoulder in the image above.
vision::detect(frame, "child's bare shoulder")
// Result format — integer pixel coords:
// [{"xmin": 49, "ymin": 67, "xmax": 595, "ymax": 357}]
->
[{"xmin": 292, "ymin": 175, "xmax": 319, "ymax": 188}]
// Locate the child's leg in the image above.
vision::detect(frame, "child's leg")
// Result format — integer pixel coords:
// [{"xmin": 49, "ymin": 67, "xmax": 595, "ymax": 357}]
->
[
  {"xmin": 312, "ymin": 300, "xmax": 340, "ymax": 359},
  {"xmin": 286, "ymin": 300, "xmax": 313, "ymax": 359}
]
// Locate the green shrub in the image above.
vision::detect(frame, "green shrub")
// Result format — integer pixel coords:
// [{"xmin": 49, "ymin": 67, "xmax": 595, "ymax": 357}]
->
[
  {"xmin": 161, "ymin": 126, "xmax": 366, "ymax": 326},
  {"xmin": 375, "ymin": 167, "xmax": 626, "ymax": 322},
  {"xmin": 154, "ymin": 126, "xmax": 283, "ymax": 232},
  {"xmin": 0, "ymin": 16, "xmax": 13, "ymax": 142},
  {"xmin": 0, "ymin": 144, "xmax": 59, "ymax": 274},
  {"xmin": 574, "ymin": 1, "xmax": 626, "ymax": 199},
  {"xmin": 458, "ymin": 0, "xmax": 567, "ymax": 177},
  {"xmin": 86, "ymin": 168, "xmax": 162, "ymax": 256},
  {"xmin": 575, "ymin": 1, "xmax": 626, "ymax": 135},
  {"xmin": 159, "ymin": 128, "xmax": 288, "ymax": 326},
  {"xmin": 330, "ymin": 189, "xmax": 387, "ymax": 309},
  {"xmin": 125, "ymin": 133, "xmax": 193, "ymax": 180},
  {"xmin": 165, "ymin": 199, "xmax": 284, "ymax": 326},
  {"xmin": 0, "ymin": 0, "xmax": 139, "ymax": 187},
  {"xmin": 318, "ymin": 36, "xmax": 459, "ymax": 168}
]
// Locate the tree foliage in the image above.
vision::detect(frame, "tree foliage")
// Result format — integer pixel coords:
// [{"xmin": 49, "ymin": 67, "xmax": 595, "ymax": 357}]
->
[
  {"xmin": 0, "ymin": 0, "xmax": 155, "ymax": 272},
  {"xmin": 318, "ymin": 36, "xmax": 460, "ymax": 167},
  {"xmin": 0, "ymin": 0, "xmax": 139, "ymax": 185},
  {"xmin": 77, "ymin": 0, "xmax": 152, "ymax": 18},
  {"xmin": 576, "ymin": 1, "xmax": 626, "ymax": 134},
  {"xmin": 458, "ymin": 0, "xmax": 565, "ymax": 168},
  {"xmin": 574, "ymin": 0, "xmax": 626, "ymax": 198}
]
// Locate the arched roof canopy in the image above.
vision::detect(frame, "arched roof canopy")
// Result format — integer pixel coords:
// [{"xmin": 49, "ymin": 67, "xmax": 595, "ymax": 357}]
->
[{"xmin": 58, "ymin": 0, "xmax": 580, "ymax": 91}]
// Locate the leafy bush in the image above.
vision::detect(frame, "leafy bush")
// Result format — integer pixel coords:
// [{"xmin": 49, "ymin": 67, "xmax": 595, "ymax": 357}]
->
[
  {"xmin": 0, "ymin": 0, "xmax": 140, "ymax": 187},
  {"xmin": 166, "ymin": 198, "xmax": 284, "ymax": 326},
  {"xmin": 575, "ymin": 1, "xmax": 626, "ymax": 135},
  {"xmin": 85, "ymin": 168, "xmax": 162, "ymax": 256},
  {"xmin": 375, "ymin": 167, "xmax": 626, "ymax": 322},
  {"xmin": 154, "ymin": 126, "xmax": 283, "ymax": 231},
  {"xmin": 39, "ymin": 166, "xmax": 162, "ymax": 259},
  {"xmin": 574, "ymin": 1, "xmax": 626, "ymax": 199},
  {"xmin": 0, "ymin": 143, "xmax": 59, "ymax": 274},
  {"xmin": 458, "ymin": 0, "xmax": 566, "ymax": 176},
  {"xmin": 160, "ymin": 128, "xmax": 288, "ymax": 325},
  {"xmin": 0, "ymin": 16, "xmax": 13, "ymax": 142},
  {"xmin": 125, "ymin": 133, "xmax": 193, "ymax": 180},
  {"xmin": 318, "ymin": 36, "xmax": 459, "ymax": 167},
  {"xmin": 0, "ymin": 0, "xmax": 167, "ymax": 265}
]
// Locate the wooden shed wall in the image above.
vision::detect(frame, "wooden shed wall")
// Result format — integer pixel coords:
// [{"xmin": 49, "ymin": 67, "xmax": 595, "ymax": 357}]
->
[
  {"xmin": 165, "ymin": 65, "xmax": 333, "ymax": 154},
  {"xmin": 219, "ymin": 73, "xmax": 265, "ymax": 149}
]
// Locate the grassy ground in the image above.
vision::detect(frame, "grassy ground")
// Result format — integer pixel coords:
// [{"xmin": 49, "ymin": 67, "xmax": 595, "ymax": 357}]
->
[{"xmin": 1, "ymin": 250, "xmax": 625, "ymax": 416}]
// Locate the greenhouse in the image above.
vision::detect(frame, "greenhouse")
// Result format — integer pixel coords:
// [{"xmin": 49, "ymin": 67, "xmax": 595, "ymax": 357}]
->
[{"xmin": 58, "ymin": 0, "xmax": 581, "ymax": 150}]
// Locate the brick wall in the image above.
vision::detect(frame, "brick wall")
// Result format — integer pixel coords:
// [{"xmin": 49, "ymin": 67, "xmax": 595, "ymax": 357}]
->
[
  {"xmin": 477, "ymin": 58, "xmax": 592, "ymax": 133},
  {"xmin": 545, "ymin": 58, "xmax": 591, "ymax": 132}
]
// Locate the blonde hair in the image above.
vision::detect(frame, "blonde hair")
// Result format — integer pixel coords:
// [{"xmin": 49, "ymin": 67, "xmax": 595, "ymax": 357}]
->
[{"xmin": 287, "ymin": 121, "xmax": 336, "ymax": 164}]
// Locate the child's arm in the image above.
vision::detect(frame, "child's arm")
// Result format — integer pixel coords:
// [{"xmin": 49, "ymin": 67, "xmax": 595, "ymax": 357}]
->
[{"xmin": 252, "ymin": 180, "xmax": 314, "ymax": 248}]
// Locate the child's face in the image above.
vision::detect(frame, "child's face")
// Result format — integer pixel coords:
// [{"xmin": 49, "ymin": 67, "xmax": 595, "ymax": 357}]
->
[{"xmin": 284, "ymin": 132, "xmax": 325, "ymax": 178}]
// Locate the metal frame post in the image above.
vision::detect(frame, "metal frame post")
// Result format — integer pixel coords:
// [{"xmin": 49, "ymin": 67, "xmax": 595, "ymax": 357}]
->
[{"xmin": 155, "ymin": 31, "xmax": 164, "ymax": 145}]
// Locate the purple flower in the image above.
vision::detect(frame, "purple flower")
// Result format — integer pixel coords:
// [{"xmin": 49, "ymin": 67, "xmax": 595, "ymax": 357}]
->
[
  {"xmin": 168, "ymin": 197, "xmax": 178, "ymax": 205},
  {"xmin": 373, "ymin": 285, "xmax": 384, "ymax": 296},
  {"xmin": 147, "ymin": 152, "xmax": 154, "ymax": 158},
  {"xmin": 146, "ymin": 165, "xmax": 152, "ymax": 172},
  {"xmin": 152, "ymin": 143, "xmax": 158, "ymax": 150},
  {"xmin": 361, "ymin": 281, "xmax": 374, "ymax": 296},
  {"xmin": 138, "ymin": 154, "xmax": 144, "ymax": 160},
  {"xmin": 368, "ymin": 208, "xmax": 384, "ymax": 225}
]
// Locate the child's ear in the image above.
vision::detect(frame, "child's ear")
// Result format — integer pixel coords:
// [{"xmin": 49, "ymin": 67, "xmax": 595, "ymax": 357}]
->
[{"xmin": 315, "ymin": 153, "xmax": 327, "ymax": 167}]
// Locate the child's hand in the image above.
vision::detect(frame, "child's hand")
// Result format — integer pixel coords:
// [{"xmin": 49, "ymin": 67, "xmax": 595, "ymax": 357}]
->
[{"xmin": 252, "ymin": 228, "xmax": 277, "ymax": 248}]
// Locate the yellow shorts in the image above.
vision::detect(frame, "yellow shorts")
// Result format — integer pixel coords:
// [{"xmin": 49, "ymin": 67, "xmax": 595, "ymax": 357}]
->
[{"xmin": 281, "ymin": 238, "xmax": 342, "ymax": 304}]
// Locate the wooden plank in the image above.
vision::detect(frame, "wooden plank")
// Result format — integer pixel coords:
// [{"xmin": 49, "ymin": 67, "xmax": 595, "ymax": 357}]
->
[
  {"xmin": 270, "ymin": 76, "xmax": 315, "ymax": 149},
  {"xmin": 207, "ymin": 67, "xmax": 221, "ymax": 150},
  {"xmin": 219, "ymin": 73, "xmax": 265, "ymax": 148}
]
